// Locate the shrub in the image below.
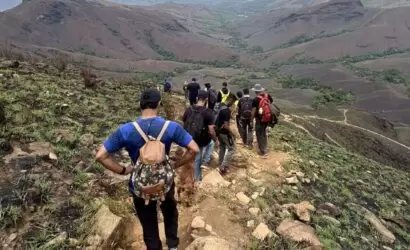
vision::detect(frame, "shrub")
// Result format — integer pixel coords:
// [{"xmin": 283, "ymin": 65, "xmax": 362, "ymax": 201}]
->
[
  {"xmin": 0, "ymin": 102, "xmax": 5, "ymax": 124},
  {"xmin": 80, "ymin": 66, "xmax": 97, "ymax": 88},
  {"xmin": 229, "ymin": 77, "xmax": 253, "ymax": 89},
  {"xmin": 49, "ymin": 53, "xmax": 70, "ymax": 73}
]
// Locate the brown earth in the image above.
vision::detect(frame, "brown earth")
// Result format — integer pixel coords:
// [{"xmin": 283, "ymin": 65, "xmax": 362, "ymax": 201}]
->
[
  {"xmin": 235, "ymin": 0, "xmax": 410, "ymax": 64},
  {"xmin": 279, "ymin": 63, "xmax": 410, "ymax": 125},
  {"xmin": 0, "ymin": 0, "xmax": 234, "ymax": 62}
]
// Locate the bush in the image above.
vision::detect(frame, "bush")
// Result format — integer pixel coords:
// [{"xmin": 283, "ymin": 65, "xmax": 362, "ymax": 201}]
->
[
  {"xmin": 80, "ymin": 66, "xmax": 97, "ymax": 88},
  {"xmin": 0, "ymin": 102, "xmax": 5, "ymax": 124},
  {"xmin": 49, "ymin": 53, "xmax": 70, "ymax": 73}
]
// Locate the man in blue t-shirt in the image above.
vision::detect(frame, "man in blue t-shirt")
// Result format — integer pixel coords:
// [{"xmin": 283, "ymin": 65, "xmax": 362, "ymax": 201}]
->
[{"xmin": 95, "ymin": 88, "xmax": 199, "ymax": 250}]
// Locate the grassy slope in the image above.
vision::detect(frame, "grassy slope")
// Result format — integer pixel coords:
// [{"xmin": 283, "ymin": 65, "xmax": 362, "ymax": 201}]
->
[
  {"xmin": 257, "ymin": 124, "xmax": 410, "ymax": 249},
  {"xmin": 0, "ymin": 63, "xmax": 145, "ymax": 247}
]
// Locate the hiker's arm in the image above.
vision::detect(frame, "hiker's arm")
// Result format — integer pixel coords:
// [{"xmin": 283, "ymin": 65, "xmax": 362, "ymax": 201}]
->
[
  {"xmin": 174, "ymin": 140, "xmax": 199, "ymax": 169},
  {"xmin": 208, "ymin": 125, "xmax": 218, "ymax": 143},
  {"xmin": 250, "ymin": 107, "xmax": 257, "ymax": 129},
  {"xmin": 95, "ymin": 145, "xmax": 133, "ymax": 175},
  {"xmin": 216, "ymin": 91, "xmax": 222, "ymax": 103}
]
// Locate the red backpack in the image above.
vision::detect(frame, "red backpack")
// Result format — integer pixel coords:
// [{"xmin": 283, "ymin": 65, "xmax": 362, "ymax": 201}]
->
[{"xmin": 258, "ymin": 93, "xmax": 273, "ymax": 123}]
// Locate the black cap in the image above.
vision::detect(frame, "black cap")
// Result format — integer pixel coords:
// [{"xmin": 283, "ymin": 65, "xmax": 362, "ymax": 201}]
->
[
  {"xmin": 140, "ymin": 88, "xmax": 161, "ymax": 104},
  {"xmin": 204, "ymin": 83, "xmax": 211, "ymax": 88},
  {"xmin": 192, "ymin": 78, "xmax": 196, "ymax": 82},
  {"xmin": 197, "ymin": 90, "xmax": 209, "ymax": 100}
]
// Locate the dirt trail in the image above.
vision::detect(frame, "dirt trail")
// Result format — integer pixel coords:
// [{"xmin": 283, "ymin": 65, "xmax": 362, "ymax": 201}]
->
[{"xmin": 304, "ymin": 109, "xmax": 410, "ymax": 150}]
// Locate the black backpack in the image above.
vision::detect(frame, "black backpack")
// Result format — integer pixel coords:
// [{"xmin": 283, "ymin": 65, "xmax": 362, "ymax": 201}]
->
[
  {"xmin": 239, "ymin": 97, "xmax": 253, "ymax": 119},
  {"xmin": 208, "ymin": 89, "xmax": 217, "ymax": 108},
  {"xmin": 184, "ymin": 106, "xmax": 207, "ymax": 143}
]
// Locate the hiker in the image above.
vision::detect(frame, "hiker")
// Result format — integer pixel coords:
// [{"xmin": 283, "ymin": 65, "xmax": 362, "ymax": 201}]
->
[
  {"xmin": 251, "ymin": 84, "xmax": 273, "ymax": 158},
  {"xmin": 183, "ymin": 81, "xmax": 188, "ymax": 100},
  {"xmin": 183, "ymin": 90, "xmax": 218, "ymax": 181},
  {"xmin": 164, "ymin": 77, "xmax": 172, "ymax": 93},
  {"xmin": 215, "ymin": 97, "xmax": 236, "ymax": 175},
  {"xmin": 237, "ymin": 88, "xmax": 253, "ymax": 147},
  {"xmin": 217, "ymin": 82, "xmax": 231, "ymax": 105},
  {"xmin": 187, "ymin": 78, "xmax": 200, "ymax": 105},
  {"xmin": 95, "ymin": 88, "xmax": 199, "ymax": 250},
  {"xmin": 204, "ymin": 83, "xmax": 217, "ymax": 111},
  {"xmin": 234, "ymin": 91, "xmax": 243, "ymax": 128}
]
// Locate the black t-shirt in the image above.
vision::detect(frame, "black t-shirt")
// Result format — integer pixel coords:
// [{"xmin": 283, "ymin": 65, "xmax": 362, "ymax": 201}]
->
[
  {"xmin": 252, "ymin": 93, "xmax": 273, "ymax": 119},
  {"xmin": 182, "ymin": 105, "xmax": 214, "ymax": 147},
  {"xmin": 216, "ymin": 106, "xmax": 231, "ymax": 134},
  {"xmin": 187, "ymin": 82, "xmax": 200, "ymax": 101}
]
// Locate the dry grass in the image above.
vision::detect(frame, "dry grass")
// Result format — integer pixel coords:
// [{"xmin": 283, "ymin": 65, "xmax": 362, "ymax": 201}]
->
[{"xmin": 81, "ymin": 66, "xmax": 97, "ymax": 88}]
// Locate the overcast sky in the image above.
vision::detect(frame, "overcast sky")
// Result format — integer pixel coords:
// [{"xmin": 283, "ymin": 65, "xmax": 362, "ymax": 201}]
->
[{"xmin": 0, "ymin": 0, "xmax": 22, "ymax": 12}]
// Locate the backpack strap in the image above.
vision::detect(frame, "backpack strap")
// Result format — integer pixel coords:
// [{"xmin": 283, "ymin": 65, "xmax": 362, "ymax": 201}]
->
[
  {"xmin": 133, "ymin": 122, "xmax": 149, "ymax": 143},
  {"xmin": 157, "ymin": 121, "xmax": 170, "ymax": 141}
]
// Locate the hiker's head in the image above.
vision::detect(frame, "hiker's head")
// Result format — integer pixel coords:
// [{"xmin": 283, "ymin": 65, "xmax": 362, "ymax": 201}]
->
[
  {"xmin": 226, "ymin": 95, "xmax": 237, "ymax": 107},
  {"xmin": 251, "ymin": 84, "xmax": 265, "ymax": 95},
  {"xmin": 222, "ymin": 82, "xmax": 228, "ymax": 88},
  {"xmin": 140, "ymin": 88, "xmax": 161, "ymax": 110},
  {"xmin": 197, "ymin": 90, "xmax": 208, "ymax": 105},
  {"xmin": 192, "ymin": 78, "xmax": 197, "ymax": 82},
  {"xmin": 204, "ymin": 83, "xmax": 211, "ymax": 89},
  {"xmin": 243, "ymin": 88, "xmax": 250, "ymax": 95},
  {"xmin": 236, "ymin": 91, "xmax": 243, "ymax": 99}
]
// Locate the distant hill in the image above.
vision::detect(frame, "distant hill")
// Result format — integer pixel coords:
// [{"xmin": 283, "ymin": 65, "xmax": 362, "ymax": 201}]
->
[
  {"xmin": 234, "ymin": 0, "xmax": 410, "ymax": 64},
  {"xmin": 0, "ymin": 0, "xmax": 234, "ymax": 62}
]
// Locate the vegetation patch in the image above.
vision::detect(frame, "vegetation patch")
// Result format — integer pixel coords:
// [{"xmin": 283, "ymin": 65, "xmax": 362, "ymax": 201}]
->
[
  {"xmin": 260, "ymin": 124, "xmax": 410, "ymax": 249},
  {"xmin": 278, "ymin": 75, "xmax": 355, "ymax": 108}
]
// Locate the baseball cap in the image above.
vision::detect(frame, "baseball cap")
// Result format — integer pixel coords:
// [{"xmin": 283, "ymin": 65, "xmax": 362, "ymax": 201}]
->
[
  {"xmin": 140, "ymin": 88, "xmax": 161, "ymax": 105},
  {"xmin": 197, "ymin": 90, "xmax": 209, "ymax": 100}
]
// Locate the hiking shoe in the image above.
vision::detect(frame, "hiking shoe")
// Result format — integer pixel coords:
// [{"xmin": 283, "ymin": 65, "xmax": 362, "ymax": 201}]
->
[
  {"xmin": 169, "ymin": 248, "xmax": 178, "ymax": 250},
  {"xmin": 218, "ymin": 167, "xmax": 227, "ymax": 176},
  {"xmin": 261, "ymin": 154, "xmax": 269, "ymax": 159},
  {"xmin": 201, "ymin": 162, "xmax": 210, "ymax": 169}
]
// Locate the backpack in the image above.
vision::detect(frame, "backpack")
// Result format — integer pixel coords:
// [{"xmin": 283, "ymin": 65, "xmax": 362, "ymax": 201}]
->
[
  {"xmin": 164, "ymin": 81, "xmax": 171, "ymax": 92},
  {"xmin": 258, "ymin": 94, "xmax": 280, "ymax": 125},
  {"xmin": 184, "ymin": 107, "xmax": 207, "ymax": 145},
  {"xmin": 239, "ymin": 97, "xmax": 253, "ymax": 120},
  {"xmin": 130, "ymin": 121, "xmax": 175, "ymax": 205},
  {"xmin": 208, "ymin": 89, "xmax": 217, "ymax": 108},
  {"xmin": 214, "ymin": 104, "xmax": 229, "ymax": 131}
]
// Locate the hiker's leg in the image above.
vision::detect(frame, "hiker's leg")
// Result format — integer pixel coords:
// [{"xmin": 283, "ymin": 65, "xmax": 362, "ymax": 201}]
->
[
  {"xmin": 238, "ymin": 119, "xmax": 246, "ymax": 144},
  {"xmin": 260, "ymin": 122, "xmax": 268, "ymax": 155},
  {"xmin": 255, "ymin": 119, "xmax": 265, "ymax": 154},
  {"xmin": 133, "ymin": 196, "xmax": 162, "ymax": 250},
  {"xmin": 194, "ymin": 147, "xmax": 204, "ymax": 181},
  {"xmin": 218, "ymin": 135, "xmax": 227, "ymax": 169},
  {"xmin": 203, "ymin": 140, "xmax": 215, "ymax": 165},
  {"xmin": 160, "ymin": 184, "xmax": 179, "ymax": 249},
  {"xmin": 222, "ymin": 135, "xmax": 236, "ymax": 168},
  {"xmin": 246, "ymin": 120, "xmax": 253, "ymax": 147}
]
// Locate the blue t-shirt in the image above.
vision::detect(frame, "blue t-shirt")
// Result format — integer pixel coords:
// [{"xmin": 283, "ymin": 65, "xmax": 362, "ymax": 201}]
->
[{"xmin": 103, "ymin": 117, "xmax": 192, "ymax": 164}]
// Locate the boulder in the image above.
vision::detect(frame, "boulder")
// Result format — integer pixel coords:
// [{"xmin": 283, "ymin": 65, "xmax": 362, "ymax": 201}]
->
[
  {"xmin": 252, "ymin": 223, "xmax": 274, "ymax": 240},
  {"xmin": 185, "ymin": 236, "xmax": 236, "ymax": 250},
  {"xmin": 277, "ymin": 219, "xmax": 322, "ymax": 247},
  {"xmin": 364, "ymin": 211, "xmax": 396, "ymax": 244},
  {"xmin": 236, "ymin": 192, "xmax": 251, "ymax": 205},
  {"xmin": 249, "ymin": 207, "xmax": 260, "ymax": 216},
  {"xmin": 286, "ymin": 176, "xmax": 299, "ymax": 184},
  {"xmin": 49, "ymin": 152, "xmax": 58, "ymax": 161},
  {"xmin": 86, "ymin": 205, "xmax": 122, "ymax": 247},
  {"xmin": 205, "ymin": 224, "xmax": 213, "ymax": 232},
  {"xmin": 318, "ymin": 202, "xmax": 341, "ymax": 217},
  {"xmin": 191, "ymin": 216, "xmax": 206, "ymax": 229},
  {"xmin": 247, "ymin": 220, "xmax": 255, "ymax": 228},
  {"xmin": 251, "ymin": 192, "xmax": 259, "ymax": 200},
  {"xmin": 200, "ymin": 170, "xmax": 230, "ymax": 191},
  {"xmin": 294, "ymin": 201, "xmax": 315, "ymax": 222}
]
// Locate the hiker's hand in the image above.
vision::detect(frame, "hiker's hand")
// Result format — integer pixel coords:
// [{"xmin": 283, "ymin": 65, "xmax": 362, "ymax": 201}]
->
[{"xmin": 124, "ymin": 165, "xmax": 134, "ymax": 175}]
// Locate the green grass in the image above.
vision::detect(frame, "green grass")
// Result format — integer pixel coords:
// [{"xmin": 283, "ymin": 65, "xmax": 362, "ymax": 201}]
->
[
  {"xmin": 346, "ymin": 64, "xmax": 409, "ymax": 86},
  {"xmin": 262, "ymin": 124, "xmax": 410, "ymax": 249}
]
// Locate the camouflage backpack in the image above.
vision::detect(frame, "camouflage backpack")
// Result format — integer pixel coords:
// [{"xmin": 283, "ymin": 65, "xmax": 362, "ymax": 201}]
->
[{"xmin": 130, "ymin": 121, "xmax": 175, "ymax": 205}]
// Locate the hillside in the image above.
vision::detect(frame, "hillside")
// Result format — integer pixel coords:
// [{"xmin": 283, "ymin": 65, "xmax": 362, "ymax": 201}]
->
[
  {"xmin": 0, "ymin": 0, "xmax": 235, "ymax": 63},
  {"xmin": 1, "ymin": 57, "xmax": 409, "ymax": 249},
  {"xmin": 234, "ymin": 0, "xmax": 410, "ymax": 65}
]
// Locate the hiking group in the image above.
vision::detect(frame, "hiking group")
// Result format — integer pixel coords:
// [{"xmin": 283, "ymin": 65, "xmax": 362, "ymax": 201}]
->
[{"xmin": 95, "ymin": 79, "xmax": 279, "ymax": 250}]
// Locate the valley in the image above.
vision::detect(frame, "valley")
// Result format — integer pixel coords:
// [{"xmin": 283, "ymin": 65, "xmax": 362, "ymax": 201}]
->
[{"xmin": 0, "ymin": 0, "xmax": 409, "ymax": 249}]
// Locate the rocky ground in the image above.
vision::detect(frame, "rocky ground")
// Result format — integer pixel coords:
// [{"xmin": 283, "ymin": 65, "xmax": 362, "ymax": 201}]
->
[{"xmin": 1, "ymin": 58, "xmax": 409, "ymax": 249}]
